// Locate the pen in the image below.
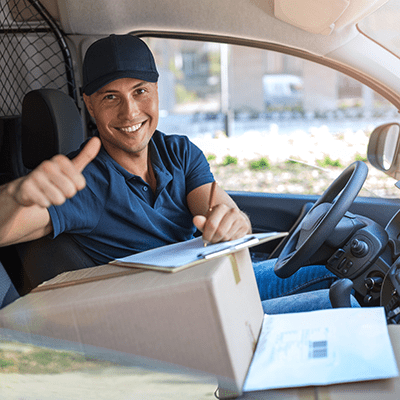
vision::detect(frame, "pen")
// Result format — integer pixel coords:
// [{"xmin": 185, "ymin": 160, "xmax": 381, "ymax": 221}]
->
[
  {"xmin": 203, "ymin": 181, "xmax": 217, "ymax": 247},
  {"xmin": 208, "ymin": 181, "xmax": 217, "ymax": 212}
]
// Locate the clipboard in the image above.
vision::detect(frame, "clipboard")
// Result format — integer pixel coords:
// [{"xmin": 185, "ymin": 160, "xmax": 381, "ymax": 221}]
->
[{"xmin": 110, "ymin": 232, "xmax": 288, "ymax": 272}]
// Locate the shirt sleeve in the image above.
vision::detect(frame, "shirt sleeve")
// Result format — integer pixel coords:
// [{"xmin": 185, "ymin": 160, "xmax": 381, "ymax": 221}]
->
[
  {"xmin": 47, "ymin": 171, "xmax": 103, "ymax": 238},
  {"xmin": 183, "ymin": 137, "xmax": 215, "ymax": 195}
]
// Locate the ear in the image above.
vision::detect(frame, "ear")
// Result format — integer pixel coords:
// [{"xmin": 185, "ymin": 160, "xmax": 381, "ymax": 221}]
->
[{"xmin": 83, "ymin": 93, "xmax": 95, "ymax": 118}]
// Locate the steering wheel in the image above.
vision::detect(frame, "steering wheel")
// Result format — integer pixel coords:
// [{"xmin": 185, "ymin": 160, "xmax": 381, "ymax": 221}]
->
[{"xmin": 274, "ymin": 161, "xmax": 368, "ymax": 279}]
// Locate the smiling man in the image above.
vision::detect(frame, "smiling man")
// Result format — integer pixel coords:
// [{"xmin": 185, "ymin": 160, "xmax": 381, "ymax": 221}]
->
[
  {"xmin": 83, "ymin": 78, "xmax": 160, "ymax": 191},
  {"xmin": 0, "ymin": 34, "xmax": 251, "ymax": 263},
  {"xmin": 0, "ymin": 34, "xmax": 346, "ymax": 311}
]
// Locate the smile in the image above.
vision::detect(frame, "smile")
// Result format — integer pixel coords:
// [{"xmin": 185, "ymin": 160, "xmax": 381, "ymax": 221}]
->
[{"xmin": 118, "ymin": 122, "xmax": 143, "ymax": 132}]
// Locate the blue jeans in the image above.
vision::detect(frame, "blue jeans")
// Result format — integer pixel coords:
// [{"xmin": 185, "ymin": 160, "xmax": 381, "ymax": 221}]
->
[{"xmin": 253, "ymin": 259, "xmax": 360, "ymax": 314}]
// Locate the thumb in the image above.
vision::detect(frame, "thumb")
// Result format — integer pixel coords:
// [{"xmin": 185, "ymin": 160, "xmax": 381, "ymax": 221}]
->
[
  {"xmin": 72, "ymin": 137, "xmax": 101, "ymax": 172},
  {"xmin": 193, "ymin": 215, "xmax": 207, "ymax": 233}
]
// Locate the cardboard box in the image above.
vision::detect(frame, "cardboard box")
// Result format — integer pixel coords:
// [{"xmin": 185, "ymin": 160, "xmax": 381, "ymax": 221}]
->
[
  {"xmin": 0, "ymin": 248, "xmax": 264, "ymax": 395},
  {"xmin": 313, "ymin": 324, "xmax": 400, "ymax": 400}
]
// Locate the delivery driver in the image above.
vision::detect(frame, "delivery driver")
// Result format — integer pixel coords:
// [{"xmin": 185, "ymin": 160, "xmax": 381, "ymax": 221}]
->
[{"xmin": 0, "ymin": 34, "xmax": 344, "ymax": 311}]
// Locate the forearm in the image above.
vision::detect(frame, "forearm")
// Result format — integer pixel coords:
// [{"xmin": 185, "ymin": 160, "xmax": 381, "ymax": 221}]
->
[
  {"xmin": 0, "ymin": 183, "xmax": 21, "ymax": 245},
  {"xmin": 0, "ymin": 183, "xmax": 52, "ymax": 247},
  {"xmin": 0, "ymin": 138, "xmax": 100, "ymax": 247}
]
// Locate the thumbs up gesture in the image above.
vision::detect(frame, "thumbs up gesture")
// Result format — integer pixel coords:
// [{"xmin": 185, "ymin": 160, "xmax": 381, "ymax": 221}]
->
[{"xmin": 7, "ymin": 137, "xmax": 101, "ymax": 208}]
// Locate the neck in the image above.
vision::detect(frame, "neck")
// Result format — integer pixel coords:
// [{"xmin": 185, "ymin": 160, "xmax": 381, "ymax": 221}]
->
[{"xmin": 104, "ymin": 145, "xmax": 157, "ymax": 192}]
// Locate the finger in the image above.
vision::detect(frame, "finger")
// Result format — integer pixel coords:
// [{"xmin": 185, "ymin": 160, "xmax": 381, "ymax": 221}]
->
[
  {"xmin": 8, "ymin": 174, "xmax": 60, "ymax": 208},
  {"xmin": 49, "ymin": 155, "xmax": 86, "ymax": 192},
  {"xmin": 202, "ymin": 205, "xmax": 248, "ymax": 243},
  {"xmin": 218, "ymin": 210, "xmax": 250, "ymax": 242},
  {"xmin": 23, "ymin": 167, "xmax": 73, "ymax": 206},
  {"xmin": 198, "ymin": 207, "xmax": 225, "ymax": 243},
  {"xmin": 34, "ymin": 184, "xmax": 66, "ymax": 207},
  {"xmin": 193, "ymin": 215, "xmax": 207, "ymax": 233},
  {"xmin": 37, "ymin": 173, "xmax": 76, "ymax": 205},
  {"xmin": 218, "ymin": 220, "xmax": 247, "ymax": 242},
  {"xmin": 72, "ymin": 137, "xmax": 101, "ymax": 172},
  {"xmin": 13, "ymin": 158, "xmax": 81, "ymax": 208}
]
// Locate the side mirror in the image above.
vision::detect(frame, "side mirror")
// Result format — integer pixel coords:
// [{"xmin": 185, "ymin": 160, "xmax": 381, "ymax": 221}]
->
[{"xmin": 367, "ymin": 123, "xmax": 400, "ymax": 180}]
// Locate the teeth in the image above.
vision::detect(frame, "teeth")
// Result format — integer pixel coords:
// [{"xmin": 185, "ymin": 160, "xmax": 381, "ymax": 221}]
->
[{"xmin": 119, "ymin": 123, "xmax": 142, "ymax": 132}]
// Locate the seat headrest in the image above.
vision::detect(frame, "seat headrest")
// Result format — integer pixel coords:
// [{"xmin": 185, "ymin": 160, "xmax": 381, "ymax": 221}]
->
[{"xmin": 21, "ymin": 89, "xmax": 85, "ymax": 169}]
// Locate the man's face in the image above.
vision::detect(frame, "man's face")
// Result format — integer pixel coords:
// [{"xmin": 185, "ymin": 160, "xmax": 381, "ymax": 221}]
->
[{"xmin": 83, "ymin": 77, "xmax": 159, "ymax": 161}]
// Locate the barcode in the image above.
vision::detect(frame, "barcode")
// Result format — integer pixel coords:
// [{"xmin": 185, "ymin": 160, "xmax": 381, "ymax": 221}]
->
[{"xmin": 309, "ymin": 340, "xmax": 328, "ymax": 358}]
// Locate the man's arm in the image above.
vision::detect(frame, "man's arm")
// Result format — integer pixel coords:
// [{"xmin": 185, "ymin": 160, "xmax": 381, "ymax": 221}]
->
[
  {"xmin": 0, "ymin": 137, "xmax": 101, "ymax": 247},
  {"xmin": 187, "ymin": 182, "xmax": 252, "ymax": 244},
  {"xmin": 0, "ymin": 190, "xmax": 52, "ymax": 246}
]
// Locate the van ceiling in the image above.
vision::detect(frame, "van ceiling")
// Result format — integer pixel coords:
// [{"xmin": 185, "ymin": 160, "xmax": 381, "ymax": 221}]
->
[{"xmin": 32, "ymin": 0, "xmax": 387, "ymax": 57}]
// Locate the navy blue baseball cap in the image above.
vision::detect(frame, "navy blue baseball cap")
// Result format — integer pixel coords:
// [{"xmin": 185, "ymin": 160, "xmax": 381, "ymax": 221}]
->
[{"xmin": 82, "ymin": 34, "xmax": 159, "ymax": 95}]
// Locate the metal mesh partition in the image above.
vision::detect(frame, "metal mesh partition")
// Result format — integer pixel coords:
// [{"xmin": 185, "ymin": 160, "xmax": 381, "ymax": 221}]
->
[{"xmin": 0, "ymin": 0, "xmax": 76, "ymax": 117}]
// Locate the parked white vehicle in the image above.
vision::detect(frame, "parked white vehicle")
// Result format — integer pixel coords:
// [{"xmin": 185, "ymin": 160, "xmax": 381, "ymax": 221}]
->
[{"xmin": 262, "ymin": 74, "xmax": 303, "ymax": 109}]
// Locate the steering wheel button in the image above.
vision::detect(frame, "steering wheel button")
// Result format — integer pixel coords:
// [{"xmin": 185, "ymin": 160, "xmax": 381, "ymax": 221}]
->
[
  {"xmin": 337, "ymin": 257, "xmax": 347, "ymax": 270},
  {"xmin": 327, "ymin": 249, "xmax": 345, "ymax": 268},
  {"xmin": 335, "ymin": 249, "xmax": 345, "ymax": 259},
  {"xmin": 346, "ymin": 260, "xmax": 353, "ymax": 269}
]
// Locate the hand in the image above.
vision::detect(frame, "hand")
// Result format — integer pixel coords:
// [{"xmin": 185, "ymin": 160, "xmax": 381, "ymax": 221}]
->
[
  {"xmin": 193, "ymin": 203, "xmax": 251, "ymax": 244},
  {"xmin": 6, "ymin": 137, "xmax": 101, "ymax": 208}
]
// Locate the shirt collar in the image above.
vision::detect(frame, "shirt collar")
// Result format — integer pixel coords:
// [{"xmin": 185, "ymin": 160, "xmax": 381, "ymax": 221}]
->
[{"xmin": 96, "ymin": 131, "xmax": 173, "ymax": 191}]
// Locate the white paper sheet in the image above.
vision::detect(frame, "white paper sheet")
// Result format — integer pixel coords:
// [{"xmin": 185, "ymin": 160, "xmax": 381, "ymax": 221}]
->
[
  {"xmin": 243, "ymin": 307, "xmax": 398, "ymax": 392},
  {"xmin": 112, "ymin": 232, "xmax": 284, "ymax": 268}
]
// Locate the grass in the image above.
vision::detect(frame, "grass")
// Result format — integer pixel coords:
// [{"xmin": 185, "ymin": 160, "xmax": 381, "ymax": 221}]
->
[
  {"xmin": 207, "ymin": 154, "xmax": 216, "ymax": 161},
  {"xmin": 221, "ymin": 155, "xmax": 238, "ymax": 166},
  {"xmin": 316, "ymin": 155, "xmax": 343, "ymax": 168},
  {"xmin": 206, "ymin": 152, "xmax": 399, "ymax": 197},
  {"xmin": 0, "ymin": 345, "xmax": 114, "ymax": 374},
  {"xmin": 249, "ymin": 157, "xmax": 270, "ymax": 170},
  {"xmin": 355, "ymin": 153, "xmax": 368, "ymax": 162}
]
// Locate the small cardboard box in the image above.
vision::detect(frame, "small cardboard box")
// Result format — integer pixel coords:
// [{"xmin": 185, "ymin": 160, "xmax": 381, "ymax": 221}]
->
[
  {"xmin": 0, "ymin": 248, "xmax": 263, "ymax": 395},
  {"xmin": 313, "ymin": 324, "xmax": 400, "ymax": 400}
]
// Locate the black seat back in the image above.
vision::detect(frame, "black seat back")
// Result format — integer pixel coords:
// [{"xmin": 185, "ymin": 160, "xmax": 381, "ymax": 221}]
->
[
  {"xmin": 20, "ymin": 88, "xmax": 85, "ymax": 172},
  {"xmin": 14, "ymin": 89, "xmax": 96, "ymax": 294},
  {"xmin": 17, "ymin": 235, "xmax": 97, "ymax": 294}
]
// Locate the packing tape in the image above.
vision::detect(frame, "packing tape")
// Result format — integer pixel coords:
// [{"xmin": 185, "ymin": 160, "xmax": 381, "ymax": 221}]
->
[{"xmin": 228, "ymin": 254, "xmax": 241, "ymax": 284}]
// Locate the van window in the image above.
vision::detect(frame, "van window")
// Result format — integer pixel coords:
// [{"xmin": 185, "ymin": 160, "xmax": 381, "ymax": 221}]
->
[{"xmin": 145, "ymin": 38, "xmax": 400, "ymax": 197}]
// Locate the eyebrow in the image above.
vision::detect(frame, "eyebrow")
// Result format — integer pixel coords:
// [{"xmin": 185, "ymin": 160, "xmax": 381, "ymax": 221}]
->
[{"xmin": 97, "ymin": 81, "xmax": 150, "ymax": 95}]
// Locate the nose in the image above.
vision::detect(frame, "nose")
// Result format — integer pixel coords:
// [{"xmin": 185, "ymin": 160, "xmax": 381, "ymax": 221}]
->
[{"xmin": 119, "ymin": 97, "xmax": 139, "ymax": 120}]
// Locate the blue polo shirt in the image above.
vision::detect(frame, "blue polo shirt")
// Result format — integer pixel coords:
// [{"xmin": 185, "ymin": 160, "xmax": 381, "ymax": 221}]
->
[{"xmin": 48, "ymin": 130, "xmax": 214, "ymax": 265}]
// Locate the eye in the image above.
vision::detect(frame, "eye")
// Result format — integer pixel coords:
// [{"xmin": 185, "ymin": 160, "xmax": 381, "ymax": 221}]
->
[
  {"xmin": 104, "ymin": 94, "xmax": 116, "ymax": 100},
  {"xmin": 135, "ymin": 88, "xmax": 146, "ymax": 96}
]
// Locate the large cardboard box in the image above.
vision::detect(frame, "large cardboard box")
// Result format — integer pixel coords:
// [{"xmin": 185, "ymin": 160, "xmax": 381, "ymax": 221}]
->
[{"xmin": 0, "ymin": 248, "xmax": 263, "ymax": 395}]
